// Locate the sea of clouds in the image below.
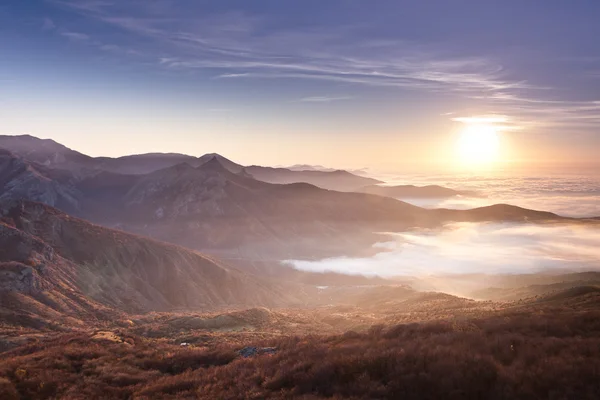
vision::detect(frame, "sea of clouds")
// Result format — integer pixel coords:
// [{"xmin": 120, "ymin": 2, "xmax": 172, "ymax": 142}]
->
[
  {"xmin": 285, "ymin": 222, "xmax": 600, "ymax": 277},
  {"xmin": 374, "ymin": 171, "xmax": 600, "ymax": 218}
]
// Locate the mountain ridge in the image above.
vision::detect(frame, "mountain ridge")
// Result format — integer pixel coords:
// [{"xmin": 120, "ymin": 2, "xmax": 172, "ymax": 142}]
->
[{"xmin": 0, "ymin": 134, "xmax": 375, "ymax": 190}]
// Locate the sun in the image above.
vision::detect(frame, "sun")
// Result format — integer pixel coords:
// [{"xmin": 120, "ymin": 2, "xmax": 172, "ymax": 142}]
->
[{"xmin": 456, "ymin": 124, "xmax": 500, "ymax": 164}]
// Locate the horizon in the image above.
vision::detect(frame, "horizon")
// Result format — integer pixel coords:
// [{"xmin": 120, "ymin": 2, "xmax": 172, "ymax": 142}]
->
[
  {"xmin": 2, "ymin": 1, "xmax": 600, "ymax": 170},
  {"xmin": 3, "ymin": 133, "xmax": 600, "ymax": 176}
]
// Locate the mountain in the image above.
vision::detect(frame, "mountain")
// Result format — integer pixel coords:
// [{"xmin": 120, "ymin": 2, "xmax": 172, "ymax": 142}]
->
[
  {"xmin": 0, "ymin": 201, "xmax": 303, "ymax": 324},
  {"xmin": 95, "ymin": 153, "xmax": 201, "ymax": 175},
  {"xmin": 287, "ymin": 164, "xmax": 337, "ymax": 172},
  {"xmin": 0, "ymin": 146, "xmax": 566, "ymax": 260},
  {"xmin": 245, "ymin": 165, "xmax": 382, "ymax": 191},
  {"xmin": 197, "ymin": 153, "xmax": 246, "ymax": 174},
  {"xmin": 358, "ymin": 184, "xmax": 479, "ymax": 199},
  {"xmin": 73, "ymin": 157, "xmax": 421, "ymax": 258},
  {"xmin": 0, "ymin": 135, "xmax": 376, "ymax": 191},
  {"xmin": 0, "ymin": 149, "xmax": 80, "ymax": 212},
  {"xmin": 287, "ymin": 164, "xmax": 370, "ymax": 176},
  {"xmin": 95, "ymin": 152, "xmax": 246, "ymax": 175},
  {"xmin": 76, "ymin": 158, "xmax": 564, "ymax": 259},
  {"xmin": 0, "ymin": 134, "xmax": 96, "ymax": 172}
]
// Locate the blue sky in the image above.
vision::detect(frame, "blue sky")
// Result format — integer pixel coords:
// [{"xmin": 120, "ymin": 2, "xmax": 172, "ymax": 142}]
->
[{"xmin": 1, "ymin": 1, "xmax": 599, "ymax": 169}]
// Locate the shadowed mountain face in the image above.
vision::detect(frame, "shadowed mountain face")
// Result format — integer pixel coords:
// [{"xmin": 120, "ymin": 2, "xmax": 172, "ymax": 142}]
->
[
  {"xmin": 358, "ymin": 184, "xmax": 479, "ymax": 199},
  {"xmin": 0, "ymin": 201, "xmax": 303, "ymax": 322}
]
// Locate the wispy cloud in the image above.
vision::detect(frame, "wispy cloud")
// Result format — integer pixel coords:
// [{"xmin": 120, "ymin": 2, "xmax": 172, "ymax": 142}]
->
[
  {"xmin": 215, "ymin": 73, "xmax": 251, "ymax": 79},
  {"xmin": 49, "ymin": 0, "xmax": 600, "ymax": 132},
  {"xmin": 452, "ymin": 115, "xmax": 509, "ymax": 124},
  {"xmin": 42, "ymin": 17, "xmax": 56, "ymax": 30},
  {"xmin": 51, "ymin": 0, "xmax": 114, "ymax": 13},
  {"xmin": 60, "ymin": 31, "xmax": 90, "ymax": 41},
  {"xmin": 298, "ymin": 95, "xmax": 353, "ymax": 103},
  {"xmin": 50, "ymin": 0, "xmax": 522, "ymax": 94}
]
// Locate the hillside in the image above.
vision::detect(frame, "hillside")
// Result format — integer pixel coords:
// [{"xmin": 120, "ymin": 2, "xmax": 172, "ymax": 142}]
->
[
  {"xmin": 1, "ymin": 304, "xmax": 599, "ymax": 399},
  {"xmin": 0, "ymin": 201, "xmax": 304, "ymax": 319}
]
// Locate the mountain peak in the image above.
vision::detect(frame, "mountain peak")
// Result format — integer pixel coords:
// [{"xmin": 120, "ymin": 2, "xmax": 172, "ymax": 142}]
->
[
  {"xmin": 198, "ymin": 153, "xmax": 245, "ymax": 174},
  {"xmin": 196, "ymin": 155, "xmax": 229, "ymax": 172}
]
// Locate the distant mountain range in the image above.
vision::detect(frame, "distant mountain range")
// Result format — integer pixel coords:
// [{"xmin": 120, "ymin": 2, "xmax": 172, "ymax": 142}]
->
[
  {"xmin": 0, "ymin": 136, "xmax": 565, "ymax": 261},
  {"xmin": 358, "ymin": 184, "xmax": 480, "ymax": 199},
  {"xmin": 286, "ymin": 164, "xmax": 370, "ymax": 175},
  {"xmin": 0, "ymin": 135, "xmax": 377, "ymax": 191}
]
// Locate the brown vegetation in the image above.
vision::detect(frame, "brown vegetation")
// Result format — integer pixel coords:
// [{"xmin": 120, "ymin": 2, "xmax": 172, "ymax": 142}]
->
[{"xmin": 1, "ymin": 308, "xmax": 599, "ymax": 399}]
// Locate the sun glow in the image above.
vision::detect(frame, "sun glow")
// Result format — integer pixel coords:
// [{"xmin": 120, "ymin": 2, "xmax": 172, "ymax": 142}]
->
[{"xmin": 456, "ymin": 124, "xmax": 500, "ymax": 165}]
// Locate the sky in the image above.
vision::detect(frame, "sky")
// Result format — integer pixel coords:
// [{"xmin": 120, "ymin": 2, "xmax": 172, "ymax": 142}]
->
[{"xmin": 1, "ymin": 1, "xmax": 600, "ymax": 170}]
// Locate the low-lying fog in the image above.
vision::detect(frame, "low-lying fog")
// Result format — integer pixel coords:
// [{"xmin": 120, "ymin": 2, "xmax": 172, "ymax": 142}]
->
[{"xmin": 284, "ymin": 222, "xmax": 600, "ymax": 279}]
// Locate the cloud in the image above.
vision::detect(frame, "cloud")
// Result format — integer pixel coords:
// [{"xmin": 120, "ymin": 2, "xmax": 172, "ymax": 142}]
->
[
  {"xmin": 451, "ymin": 114, "xmax": 524, "ymax": 131},
  {"xmin": 60, "ymin": 31, "xmax": 90, "ymax": 41},
  {"xmin": 452, "ymin": 115, "xmax": 509, "ymax": 124},
  {"xmin": 215, "ymin": 73, "xmax": 250, "ymax": 78},
  {"xmin": 284, "ymin": 222, "xmax": 600, "ymax": 278},
  {"xmin": 42, "ymin": 17, "xmax": 56, "ymax": 30},
  {"xmin": 374, "ymin": 173, "xmax": 600, "ymax": 218},
  {"xmin": 49, "ymin": 0, "xmax": 600, "ymax": 133},
  {"xmin": 50, "ymin": 0, "xmax": 526, "ymax": 95},
  {"xmin": 51, "ymin": 0, "xmax": 114, "ymax": 13},
  {"xmin": 298, "ymin": 95, "xmax": 353, "ymax": 103}
]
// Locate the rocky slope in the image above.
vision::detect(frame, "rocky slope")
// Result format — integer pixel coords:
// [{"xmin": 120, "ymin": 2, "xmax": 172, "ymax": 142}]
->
[{"xmin": 0, "ymin": 201, "xmax": 305, "ymax": 321}]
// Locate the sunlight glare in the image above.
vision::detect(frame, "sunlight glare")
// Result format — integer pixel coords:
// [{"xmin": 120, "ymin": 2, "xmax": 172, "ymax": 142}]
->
[{"xmin": 456, "ymin": 124, "xmax": 500, "ymax": 165}]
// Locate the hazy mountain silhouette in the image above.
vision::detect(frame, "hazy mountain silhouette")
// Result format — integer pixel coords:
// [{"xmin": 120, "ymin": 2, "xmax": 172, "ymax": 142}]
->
[
  {"xmin": 0, "ymin": 135, "xmax": 375, "ymax": 191},
  {"xmin": 245, "ymin": 165, "xmax": 382, "ymax": 191},
  {"xmin": 358, "ymin": 184, "xmax": 480, "ymax": 199}
]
